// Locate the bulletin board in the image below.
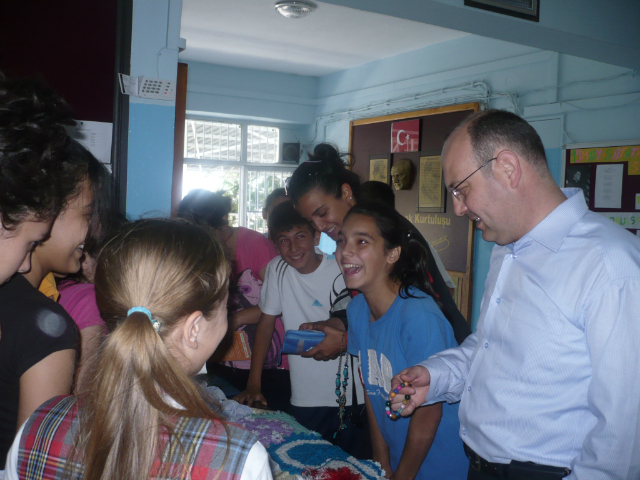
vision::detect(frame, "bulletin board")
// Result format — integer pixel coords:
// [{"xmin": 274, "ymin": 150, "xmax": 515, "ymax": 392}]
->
[
  {"xmin": 563, "ymin": 141, "xmax": 640, "ymax": 236},
  {"xmin": 349, "ymin": 103, "xmax": 478, "ymax": 321}
]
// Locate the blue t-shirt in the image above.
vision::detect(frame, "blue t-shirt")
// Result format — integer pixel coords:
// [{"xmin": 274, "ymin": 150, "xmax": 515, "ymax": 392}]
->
[{"xmin": 347, "ymin": 287, "xmax": 467, "ymax": 479}]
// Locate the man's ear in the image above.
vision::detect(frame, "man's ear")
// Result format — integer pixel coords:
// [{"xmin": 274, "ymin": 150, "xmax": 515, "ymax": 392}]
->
[
  {"xmin": 181, "ymin": 311, "xmax": 206, "ymax": 350},
  {"xmin": 313, "ymin": 229, "xmax": 321, "ymax": 246},
  {"xmin": 495, "ymin": 150, "xmax": 521, "ymax": 189},
  {"xmin": 386, "ymin": 246, "xmax": 401, "ymax": 266}
]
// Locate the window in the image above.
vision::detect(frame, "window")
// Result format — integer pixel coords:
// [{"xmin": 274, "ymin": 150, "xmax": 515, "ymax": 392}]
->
[{"xmin": 183, "ymin": 119, "xmax": 294, "ymax": 232}]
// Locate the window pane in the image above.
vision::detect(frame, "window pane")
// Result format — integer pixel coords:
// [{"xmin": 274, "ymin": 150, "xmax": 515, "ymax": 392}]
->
[
  {"xmin": 247, "ymin": 125, "xmax": 279, "ymax": 164},
  {"xmin": 182, "ymin": 164, "xmax": 240, "ymax": 227},
  {"xmin": 245, "ymin": 169, "xmax": 293, "ymax": 233},
  {"xmin": 184, "ymin": 120, "xmax": 242, "ymax": 161}
]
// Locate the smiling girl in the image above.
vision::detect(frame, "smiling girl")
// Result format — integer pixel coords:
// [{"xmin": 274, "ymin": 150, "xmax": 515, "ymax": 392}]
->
[
  {"xmin": 0, "ymin": 140, "xmax": 104, "ymax": 468},
  {"xmin": 336, "ymin": 203, "xmax": 467, "ymax": 480}
]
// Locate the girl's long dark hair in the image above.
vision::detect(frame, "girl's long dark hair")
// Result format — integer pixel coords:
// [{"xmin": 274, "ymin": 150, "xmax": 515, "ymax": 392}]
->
[
  {"xmin": 346, "ymin": 202, "xmax": 440, "ymax": 305},
  {"xmin": 287, "ymin": 143, "xmax": 361, "ymax": 204}
]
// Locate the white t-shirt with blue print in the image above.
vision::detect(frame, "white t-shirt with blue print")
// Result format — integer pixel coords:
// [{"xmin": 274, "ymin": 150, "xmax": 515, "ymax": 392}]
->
[{"xmin": 260, "ymin": 248, "xmax": 364, "ymax": 407}]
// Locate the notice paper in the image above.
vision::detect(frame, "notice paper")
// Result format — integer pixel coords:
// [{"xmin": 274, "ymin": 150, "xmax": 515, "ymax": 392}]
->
[
  {"xmin": 419, "ymin": 155, "xmax": 443, "ymax": 209},
  {"xmin": 66, "ymin": 120, "xmax": 113, "ymax": 164},
  {"xmin": 594, "ymin": 164, "xmax": 624, "ymax": 209}
]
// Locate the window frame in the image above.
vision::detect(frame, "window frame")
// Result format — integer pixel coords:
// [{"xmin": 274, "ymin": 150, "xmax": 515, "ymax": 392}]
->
[{"xmin": 183, "ymin": 117, "xmax": 295, "ymax": 229}]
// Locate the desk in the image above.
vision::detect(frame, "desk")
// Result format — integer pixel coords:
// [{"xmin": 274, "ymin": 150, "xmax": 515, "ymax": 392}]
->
[{"xmin": 238, "ymin": 409, "xmax": 385, "ymax": 480}]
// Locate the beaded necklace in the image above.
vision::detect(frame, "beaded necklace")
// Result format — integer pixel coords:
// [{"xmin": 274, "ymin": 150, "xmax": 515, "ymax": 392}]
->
[{"xmin": 334, "ymin": 333, "xmax": 348, "ymax": 438}]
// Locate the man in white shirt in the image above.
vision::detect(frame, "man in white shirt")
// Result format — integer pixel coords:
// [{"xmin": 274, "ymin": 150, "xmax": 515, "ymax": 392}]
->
[{"xmin": 391, "ymin": 109, "xmax": 640, "ymax": 480}]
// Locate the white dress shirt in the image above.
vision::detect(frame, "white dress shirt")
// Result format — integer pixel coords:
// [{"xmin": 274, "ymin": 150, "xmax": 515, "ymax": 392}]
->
[{"xmin": 420, "ymin": 188, "xmax": 640, "ymax": 479}]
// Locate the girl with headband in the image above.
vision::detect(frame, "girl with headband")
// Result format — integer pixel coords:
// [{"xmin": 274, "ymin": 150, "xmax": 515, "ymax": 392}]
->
[
  {"xmin": 336, "ymin": 203, "xmax": 467, "ymax": 479},
  {"xmin": 5, "ymin": 219, "xmax": 271, "ymax": 480}
]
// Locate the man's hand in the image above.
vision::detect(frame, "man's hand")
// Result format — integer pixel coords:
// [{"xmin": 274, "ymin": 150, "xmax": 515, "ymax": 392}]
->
[
  {"xmin": 390, "ymin": 365, "xmax": 431, "ymax": 416},
  {"xmin": 299, "ymin": 323, "xmax": 345, "ymax": 361},
  {"xmin": 234, "ymin": 386, "xmax": 267, "ymax": 406}
]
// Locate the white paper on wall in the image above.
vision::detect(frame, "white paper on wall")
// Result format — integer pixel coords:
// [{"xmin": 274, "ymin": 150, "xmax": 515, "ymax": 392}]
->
[
  {"xmin": 66, "ymin": 120, "xmax": 113, "ymax": 164},
  {"xmin": 594, "ymin": 164, "xmax": 624, "ymax": 209}
]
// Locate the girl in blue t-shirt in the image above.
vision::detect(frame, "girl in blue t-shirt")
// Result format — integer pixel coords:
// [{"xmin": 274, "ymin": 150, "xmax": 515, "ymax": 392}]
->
[{"xmin": 336, "ymin": 202, "xmax": 467, "ymax": 480}]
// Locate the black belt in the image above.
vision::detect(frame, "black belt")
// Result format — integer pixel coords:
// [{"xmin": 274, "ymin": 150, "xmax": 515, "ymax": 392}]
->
[{"xmin": 464, "ymin": 444, "xmax": 571, "ymax": 480}]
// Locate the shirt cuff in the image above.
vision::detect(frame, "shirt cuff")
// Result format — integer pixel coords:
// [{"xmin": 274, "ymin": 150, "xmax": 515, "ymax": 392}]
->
[{"xmin": 418, "ymin": 356, "xmax": 460, "ymax": 405}]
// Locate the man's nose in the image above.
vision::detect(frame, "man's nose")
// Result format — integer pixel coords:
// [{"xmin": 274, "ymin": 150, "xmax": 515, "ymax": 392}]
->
[{"xmin": 453, "ymin": 196, "xmax": 467, "ymax": 217}]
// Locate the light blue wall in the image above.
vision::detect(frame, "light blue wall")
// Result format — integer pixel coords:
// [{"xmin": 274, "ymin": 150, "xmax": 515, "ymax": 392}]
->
[
  {"xmin": 127, "ymin": 0, "xmax": 182, "ymax": 218},
  {"xmin": 184, "ymin": 61, "xmax": 317, "ymax": 125},
  {"xmin": 127, "ymin": 103, "xmax": 176, "ymax": 217}
]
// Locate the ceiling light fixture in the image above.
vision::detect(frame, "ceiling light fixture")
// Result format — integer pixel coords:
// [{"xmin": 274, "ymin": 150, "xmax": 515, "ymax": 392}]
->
[{"xmin": 274, "ymin": 1, "xmax": 316, "ymax": 19}]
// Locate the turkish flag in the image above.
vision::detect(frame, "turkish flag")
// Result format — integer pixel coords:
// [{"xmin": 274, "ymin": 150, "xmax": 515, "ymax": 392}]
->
[{"xmin": 391, "ymin": 119, "xmax": 420, "ymax": 153}]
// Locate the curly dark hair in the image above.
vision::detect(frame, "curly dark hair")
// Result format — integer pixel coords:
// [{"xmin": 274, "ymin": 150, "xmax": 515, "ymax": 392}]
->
[{"xmin": 0, "ymin": 76, "xmax": 83, "ymax": 229}]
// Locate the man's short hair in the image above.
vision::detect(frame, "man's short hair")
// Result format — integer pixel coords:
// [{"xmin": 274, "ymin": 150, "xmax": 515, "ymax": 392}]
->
[
  {"xmin": 458, "ymin": 109, "xmax": 549, "ymax": 177},
  {"xmin": 360, "ymin": 181, "xmax": 395, "ymax": 208},
  {"xmin": 268, "ymin": 201, "xmax": 314, "ymax": 238},
  {"xmin": 0, "ymin": 77, "xmax": 78, "ymax": 229},
  {"xmin": 264, "ymin": 188, "xmax": 287, "ymax": 211}
]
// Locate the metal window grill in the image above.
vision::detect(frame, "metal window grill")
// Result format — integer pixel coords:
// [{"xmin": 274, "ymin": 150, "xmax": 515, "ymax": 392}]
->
[
  {"xmin": 245, "ymin": 169, "xmax": 292, "ymax": 233},
  {"xmin": 183, "ymin": 120, "xmax": 291, "ymax": 233},
  {"xmin": 184, "ymin": 120, "xmax": 242, "ymax": 161},
  {"xmin": 247, "ymin": 125, "xmax": 279, "ymax": 163}
]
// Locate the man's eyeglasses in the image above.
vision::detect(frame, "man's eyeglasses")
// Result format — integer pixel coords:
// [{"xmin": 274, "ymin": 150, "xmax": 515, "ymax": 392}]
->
[{"xmin": 448, "ymin": 157, "xmax": 497, "ymax": 201}]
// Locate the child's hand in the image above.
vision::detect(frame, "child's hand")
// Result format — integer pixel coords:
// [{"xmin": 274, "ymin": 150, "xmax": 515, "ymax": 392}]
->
[
  {"xmin": 300, "ymin": 324, "xmax": 344, "ymax": 361},
  {"xmin": 299, "ymin": 320, "xmax": 329, "ymax": 330},
  {"xmin": 390, "ymin": 366, "xmax": 431, "ymax": 416},
  {"xmin": 234, "ymin": 387, "xmax": 267, "ymax": 407}
]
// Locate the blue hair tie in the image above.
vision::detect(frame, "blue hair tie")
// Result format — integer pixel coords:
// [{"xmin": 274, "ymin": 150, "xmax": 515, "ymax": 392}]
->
[{"xmin": 128, "ymin": 306, "xmax": 161, "ymax": 332}]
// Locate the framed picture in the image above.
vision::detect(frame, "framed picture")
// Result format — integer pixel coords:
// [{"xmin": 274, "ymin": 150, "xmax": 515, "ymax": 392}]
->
[
  {"xmin": 417, "ymin": 154, "xmax": 446, "ymax": 213},
  {"xmin": 464, "ymin": 0, "xmax": 539, "ymax": 22},
  {"xmin": 565, "ymin": 164, "xmax": 591, "ymax": 208},
  {"xmin": 369, "ymin": 154, "xmax": 391, "ymax": 184}
]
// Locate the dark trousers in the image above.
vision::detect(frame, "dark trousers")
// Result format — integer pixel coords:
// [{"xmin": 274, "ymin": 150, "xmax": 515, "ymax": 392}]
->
[
  {"xmin": 468, "ymin": 465, "xmax": 503, "ymax": 480},
  {"xmin": 467, "ymin": 464, "xmax": 570, "ymax": 480},
  {"xmin": 288, "ymin": 404, "xmax": 372, "ymax": 460},
  {"xmin": 206, "ymin": 364, "xmax": 292, "ymax": 413}
]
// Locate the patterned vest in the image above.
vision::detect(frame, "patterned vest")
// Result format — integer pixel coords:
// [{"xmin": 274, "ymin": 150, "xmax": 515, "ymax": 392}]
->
[{"xmin": 17, "ymin": 396, "xmax": 257, "ymax": 480}]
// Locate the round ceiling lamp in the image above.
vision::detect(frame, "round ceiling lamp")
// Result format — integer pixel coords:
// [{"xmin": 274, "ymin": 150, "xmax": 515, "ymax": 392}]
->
[{"xmin": 274, "ymin": 1, "xmax": 316, "ymax": 19}]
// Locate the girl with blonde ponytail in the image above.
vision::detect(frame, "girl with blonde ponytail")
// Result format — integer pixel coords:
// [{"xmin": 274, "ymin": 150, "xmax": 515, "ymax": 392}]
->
[{"xmin": 5, "ymin": 219, "xmax": 273, "ymax": 480}]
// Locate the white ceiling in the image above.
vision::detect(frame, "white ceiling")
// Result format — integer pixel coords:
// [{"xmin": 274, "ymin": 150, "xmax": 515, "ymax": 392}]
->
[{"xmin": 179, "ymin": 0, "xmax": 469, "ymax": 77}]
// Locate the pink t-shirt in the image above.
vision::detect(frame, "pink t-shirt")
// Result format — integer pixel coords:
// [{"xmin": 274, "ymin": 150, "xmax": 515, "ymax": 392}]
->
[
  {"xmin": 227, "ymin": 227, "xmax": 288, "ymax": 370},
  {"xmin": 57, "ymin": 282, "xmax": 106, "ymax": 331},
  {"xmin": 232, "ymin": 227, "xmax": 277, "ymax": 281}
]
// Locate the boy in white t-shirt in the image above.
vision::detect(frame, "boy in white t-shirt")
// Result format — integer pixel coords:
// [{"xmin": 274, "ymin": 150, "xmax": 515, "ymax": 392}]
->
[{"xmin": 235, "ymin": 201, "xmax": 368, "ymax": 458}]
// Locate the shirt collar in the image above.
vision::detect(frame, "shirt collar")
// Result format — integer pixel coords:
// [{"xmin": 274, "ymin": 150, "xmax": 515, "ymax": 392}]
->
[{"xmin": 515, "ymin": 188, "xmax": 588, "ymax": 253}]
